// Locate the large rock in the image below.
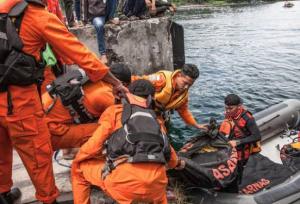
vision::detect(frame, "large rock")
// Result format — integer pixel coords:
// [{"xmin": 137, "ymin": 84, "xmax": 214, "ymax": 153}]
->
[{"xmin": 71, "ymin": 17, "xmax": 174, "ymax": 75}]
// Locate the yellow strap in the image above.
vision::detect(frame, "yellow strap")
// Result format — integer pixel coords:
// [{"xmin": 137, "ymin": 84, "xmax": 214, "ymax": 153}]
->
[{"xmin": 291, "ymin": 142, "xmax": 300, "ymax": 150}]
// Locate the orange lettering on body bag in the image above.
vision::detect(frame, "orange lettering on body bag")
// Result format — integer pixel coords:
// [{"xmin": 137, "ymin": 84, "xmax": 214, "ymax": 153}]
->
[{"xmin": 212, "ymin": 148, "xmax": 238, "ymax": 181}]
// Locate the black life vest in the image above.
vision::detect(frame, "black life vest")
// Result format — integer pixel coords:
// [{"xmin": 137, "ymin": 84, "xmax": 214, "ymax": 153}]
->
[
  {"xmin": 102, "ymin": 98, "xmax": 171, "ymax": 179},
  {"xmin": 0, "ymin": 0, "xmax": 46, "ymax": 91},
  {"xmin": 46, "ymin": 68, "xmax": 96, "ymax": 124}
]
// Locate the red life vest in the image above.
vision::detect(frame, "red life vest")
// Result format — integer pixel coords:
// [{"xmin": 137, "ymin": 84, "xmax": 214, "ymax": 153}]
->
[{"xmin": 220, "ymin": 110, "xmax": 261, "ymax": 161}]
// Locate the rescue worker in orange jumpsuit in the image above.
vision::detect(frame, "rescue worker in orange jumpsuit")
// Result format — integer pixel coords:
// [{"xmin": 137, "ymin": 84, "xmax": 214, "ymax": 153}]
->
[
  {"xmin": 42, "ymin": 63, "xmax": 131, "ymax": 152},
  {"xmin": 0, "ymin": 1, "xmax": 127, "ymax": 203},
  {"xmin": 132, "ymin": 64, "xmax": 206, "ymax": 131},
  {"xmin": 219, "ymin": 94, "xmax": 261, "ymax": 193},
  {"xmin": 71, "ymin": 80, "xmax": 185, "ymax": 204}
]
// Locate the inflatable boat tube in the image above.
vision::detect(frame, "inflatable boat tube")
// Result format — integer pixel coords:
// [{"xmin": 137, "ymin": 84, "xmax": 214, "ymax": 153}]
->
[
  {"xmin": 255, "ymin": 99, "xmax": 300, "ymax": 142},
  {"xmin": 188, "ymin": 172, "xmax": 300, "ymax": 204}
]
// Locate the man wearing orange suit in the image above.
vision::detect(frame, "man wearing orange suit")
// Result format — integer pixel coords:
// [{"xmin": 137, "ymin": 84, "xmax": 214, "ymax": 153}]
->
[
  {"xmin": 132, "ymin": 64, "xmax": 206, "ymax": 131},
  {"xmin": 72, "ymin": 80, "xmax": 185, "ymax": 204},
  {"xmin": 0, "ymin": 1, "xmax": 127, "ymax": 203},
  {"xmin": 43, "ymin": 64, "xmax": 131, "ymax": 152}
]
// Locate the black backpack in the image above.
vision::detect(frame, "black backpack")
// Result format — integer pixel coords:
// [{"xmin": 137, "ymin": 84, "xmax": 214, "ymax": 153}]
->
[
  {"xmin": 170, "ymin": 130, "xmax": 238, "ymax": 189},
  {"xmin": 0, "ymin": 0, "xmax": 45, "ymax": 91},
  {"xmin": 46, "ymin": 68, "xmax": 95, "ymax": 124},
  {"xmin": 102, "ymin": 100, "xmax": 171, "ymax": 179}
]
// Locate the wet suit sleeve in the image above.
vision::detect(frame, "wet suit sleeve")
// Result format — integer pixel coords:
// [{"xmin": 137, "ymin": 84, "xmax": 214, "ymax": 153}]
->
[
  {"xmin": 236, "ymin": 118, "xmax": 261, "ymax": 146},
  {"xmin": 42, "ymin": 14, "xmax": 109, "ymax": 82},
  {"xmin": 176, "ymin": 99, "xmax": 197, "ymax": 126}
]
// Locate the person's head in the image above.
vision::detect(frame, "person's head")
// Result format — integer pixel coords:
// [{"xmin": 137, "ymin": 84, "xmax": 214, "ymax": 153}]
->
[
  {"xmin": 224, "ymin": 94, "xmax": 243, "ymax": 116},
  {"xmin": 174, "ymin": 64, "xmax": 199, "ymax": 92},
  {"xmin": 128, "ymin": 79, "xmax": 155, "ymax": 99},
  {"xmin": 110, "ymin": 63, "xmax": 132, "ymax": 87}
]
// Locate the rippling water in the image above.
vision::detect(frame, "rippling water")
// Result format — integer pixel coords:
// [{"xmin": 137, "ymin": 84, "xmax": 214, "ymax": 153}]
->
[{"xmin": 169, "ymin": 2, "xmax": 300, "ymax": 147}]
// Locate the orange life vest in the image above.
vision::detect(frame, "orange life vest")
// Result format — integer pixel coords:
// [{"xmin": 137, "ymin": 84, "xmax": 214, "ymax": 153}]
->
[
  {"xmin": 219, "ymin": 110, "xmax": 261, "ymax": 160},
  {"xmin": 154, "ymin": 70, "xmax": 188, "ymax": 111}
]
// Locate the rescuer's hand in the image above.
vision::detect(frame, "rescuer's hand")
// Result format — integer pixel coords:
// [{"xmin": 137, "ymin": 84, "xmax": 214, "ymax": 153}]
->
[
  {"xmin": 175, "ymin": 159, "xmax": 186, "ymax": 170},
  {"xmin": 195, "ymin": 123, "xmax": 209, "ymax": 131},
  {"xmin": 145, "ymin": 0, "xmax": 152, "ymax": 7},
  {"xmin": 228, "ymin": 140, "xmax": 237, "ymax": 147},
  {"xmin": 113, "ymin": 83, "xmax": 129, "ymax": 97}
]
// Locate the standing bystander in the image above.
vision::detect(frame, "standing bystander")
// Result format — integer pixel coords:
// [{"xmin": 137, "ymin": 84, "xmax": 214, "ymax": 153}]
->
[{"xmin": 88, "ymin": 0, "xmax": 119, "ymax": 64}]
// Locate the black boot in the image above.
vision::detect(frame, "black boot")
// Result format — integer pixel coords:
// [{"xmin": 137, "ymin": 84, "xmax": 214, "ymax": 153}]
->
[{"xmin": 0, "ymin": 188, "xmax": 22, "ymax": 204}]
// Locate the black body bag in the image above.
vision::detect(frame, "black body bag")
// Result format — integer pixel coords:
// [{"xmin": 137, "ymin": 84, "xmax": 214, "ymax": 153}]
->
[{"xmin": 171, "ymin": 131, "xmax": 238, "ymax": 189}]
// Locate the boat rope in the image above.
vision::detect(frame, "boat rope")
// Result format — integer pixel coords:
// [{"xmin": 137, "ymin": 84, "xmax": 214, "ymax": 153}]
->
[{"xmin": 53, "ymin": 150, "xmax": 72, "ymax": 168}]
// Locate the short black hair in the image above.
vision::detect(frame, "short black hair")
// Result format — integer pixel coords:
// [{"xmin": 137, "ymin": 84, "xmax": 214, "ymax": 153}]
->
[
  {"xmin": 110, "ymin": 63, "xmax": 132, "ymax": 84},
  {"xmin": 128, "ymin": 79, "xmax": 155, "ymax": 98},
  {"xmin": 224, "ymin": 94, "xmax": 243, "ymax": 106},
  {"xmin": 182, "ymin": 64, "xmax": 199, "ymax": 79}
]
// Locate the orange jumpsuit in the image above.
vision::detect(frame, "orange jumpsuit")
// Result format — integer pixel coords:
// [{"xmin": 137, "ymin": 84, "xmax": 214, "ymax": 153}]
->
[
  {"xmin": 71, "ymin": 104, "xmax": 179, "ymax": 204},
  {"xmin": 42, "ymin": 81, "xmax": 115, "ymax": 150},
  {"xmin": 0, "ymin": 3, "xmax": 108, "ymax": 203},
  {"xmin": 132, "ymin": 72, "xmax": 197, "ymax": 126}
]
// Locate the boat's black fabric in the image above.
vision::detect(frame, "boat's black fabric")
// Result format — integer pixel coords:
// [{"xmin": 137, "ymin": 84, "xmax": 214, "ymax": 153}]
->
[
  {"xmin": 254, "ymin": 172, "xmax": 300, "ymax": 204},
  {"xmin": 239, "ymin": 153, "xmax": 293, "ymax": 194},
  {"xmin": 171, "ymin": 131, "xmax": 238, "ymax": 189}
]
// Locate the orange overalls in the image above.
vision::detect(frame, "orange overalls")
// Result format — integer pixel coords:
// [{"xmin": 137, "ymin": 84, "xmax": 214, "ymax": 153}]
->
[
  {"xmin": 132, "ymin": 72, "xmax": 198, "ymax": 129},
  {"xmin": 42, "ymin": 81, "xmax": 115, "ymax": 150},
  {"xmin": 42, "ymin": 1, "xmax": 69, "ymax": 94},
  {"xmin": 71, "ymin": 104, "xmax": 179, "ymax": 204},
  {"xmin": 0, "ymin": 3, "xmax": 108, "ymax": 203}
]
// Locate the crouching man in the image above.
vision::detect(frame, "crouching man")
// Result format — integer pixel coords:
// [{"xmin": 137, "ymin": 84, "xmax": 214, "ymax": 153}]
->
[
  {"xmin": 43, "ymin": 64, "xmax": 131, "ymax": 158},
  {"xmin": 71, "ymin": 79, "xmax": 184, "ymax": 204},
  {"xmin": 132, "ymin": 64, "xmax": 206, "ymax": 132},
  {"xmin": 219, "ymin": 94, "xmax": 262, "ymax": 192}
]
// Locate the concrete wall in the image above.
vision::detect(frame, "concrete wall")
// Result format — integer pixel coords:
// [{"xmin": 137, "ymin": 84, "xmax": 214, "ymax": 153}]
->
[{"xmin": 71, "ymin": 17, "xmax": 174, "ymax": 75}]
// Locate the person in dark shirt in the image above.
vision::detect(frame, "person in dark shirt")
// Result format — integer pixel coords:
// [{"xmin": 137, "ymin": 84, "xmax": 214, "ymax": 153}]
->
[{"xmin": 219, "ymin": 94, "xmax": 262, "ymax": 192}]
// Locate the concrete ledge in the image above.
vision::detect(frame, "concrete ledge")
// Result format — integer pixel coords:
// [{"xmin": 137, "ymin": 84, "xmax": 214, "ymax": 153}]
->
[{"xmin": 71, "ymin": 17, "xmax": 174, "ymax": 75}]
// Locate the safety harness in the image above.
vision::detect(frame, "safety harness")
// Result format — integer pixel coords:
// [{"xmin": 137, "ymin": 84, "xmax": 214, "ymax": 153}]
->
[
  {"xmin": 0, "ymin": 0, "xmax": 46, "ymax": 115},
  {"xmin": 101, "ymin": 95, "xmax": 171, "ymax": 179},
  {"xmin": 46, "ymin": 68, "xmax": 96, "ymax": 124}
]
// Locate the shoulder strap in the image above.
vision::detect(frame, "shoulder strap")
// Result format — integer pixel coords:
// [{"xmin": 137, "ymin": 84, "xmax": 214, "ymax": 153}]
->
[
  {"xmin": 1, "ymin": 0, "xmax": 28, "ymax": 53},
  {"xmin": 69, "ymin": 100, "xmax": 96, "ymax": 124},
  {"xmin": 8, "ymin": 0, "xmax": 28, "ymax": 17},
  {"xmin": 121, "ymin": 100, "xmax": 132, "ymax": 125},
  {"xmin": 25, "ymin": 0, "xmax": 45, "ymax": 7}
]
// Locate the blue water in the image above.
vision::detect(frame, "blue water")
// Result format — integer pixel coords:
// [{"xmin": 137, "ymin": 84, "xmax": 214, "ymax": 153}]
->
[{"xmin": 170, "ymin": 1, "xmax": 300, "ymax": 147}]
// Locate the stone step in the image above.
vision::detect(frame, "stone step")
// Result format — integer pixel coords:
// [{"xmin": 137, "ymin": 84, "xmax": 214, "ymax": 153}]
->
[
  {"xmin": 12, "ymin": 151, "xmax": 72, "ymax": 203},
  {"xmin": 13, "ymin": 151, "xmax": 178, "ymax": 204}
]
